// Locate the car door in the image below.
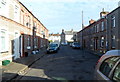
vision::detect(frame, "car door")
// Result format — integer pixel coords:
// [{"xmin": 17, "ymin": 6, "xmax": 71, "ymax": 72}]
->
[
  {"xmin": 112, "ymin": 61, "xmax": 120, "ymax": 82},
  {"xmin": 96, "ymin": 57, "xmax": 120, "ymax": 81}
]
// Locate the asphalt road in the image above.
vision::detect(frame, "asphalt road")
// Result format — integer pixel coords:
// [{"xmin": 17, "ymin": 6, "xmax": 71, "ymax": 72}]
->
[{"xmin": 17, "ymin": 45, "xmax": 100, "ymax": 80}]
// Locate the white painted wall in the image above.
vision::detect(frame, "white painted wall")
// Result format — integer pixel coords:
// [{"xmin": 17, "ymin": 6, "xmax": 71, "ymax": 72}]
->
[
  {"xmin": 13, "ymin": 1, "xmax": 20, "ymax": 23},
  {"xmin": 49, "ymin": 36, "xmax": 61, "ymax": 43},
  {"xmin": 0, "ymin": 0, "xmax": 9, "ymax": 18},
  {"xmin": 65, "ymin": 35, "xmax": 73, "ymax": 42},
  {"xmin": 0, "ymin": 0, "xmax": 20, "ymax": 23}
]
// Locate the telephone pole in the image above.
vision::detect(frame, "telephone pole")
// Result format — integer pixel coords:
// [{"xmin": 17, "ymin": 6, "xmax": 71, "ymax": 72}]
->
[
  {"xmin": 81, "ymin": 10, "xmax": 85, "ymax": 58},
  {"xmin": 82, "ymin": 11, "xmax": 84, "ymax": 49},
  {"xmin": 82, "ymin": 11, "xmax": 84, "ymax": 29}
]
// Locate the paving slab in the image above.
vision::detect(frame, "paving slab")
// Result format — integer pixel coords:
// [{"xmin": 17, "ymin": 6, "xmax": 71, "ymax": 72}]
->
[
  {"xmin": 2, "ymin": 50, "xmax": 46, "ymax": 81},
  {"xmin": 84, "ymin": 49, "xmax": 103, "ymax": 57}
]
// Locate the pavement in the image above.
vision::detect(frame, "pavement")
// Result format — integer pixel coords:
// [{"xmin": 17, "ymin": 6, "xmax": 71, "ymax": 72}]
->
[
  {"xmin": 1, "ymin": 49, "xmax": 46, "ymax": 82},
  {"xmin": 0, "ymin": 48, "xmax": 102, "ymax": 81},
  {"xmin": 84, "ymin": 49, "xmax": 103, "ymax": 57}
]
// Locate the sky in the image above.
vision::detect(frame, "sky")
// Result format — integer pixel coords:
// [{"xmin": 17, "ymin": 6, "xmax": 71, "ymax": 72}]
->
[{"xmin": 19, "ymin": 0, "xmax": 120, "ymax": 34}]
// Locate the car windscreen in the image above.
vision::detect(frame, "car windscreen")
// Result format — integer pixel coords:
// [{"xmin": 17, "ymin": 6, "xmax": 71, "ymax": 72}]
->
[
  {"xmin": 55, "ymin": 44, "xmax": 58, "ymax": 46},
  {"xmin": 49, "ymin": 44, "xmax": 57, "ymax": 47},
  {"xmin": 74, "ymin": 43, "xmax": 79, "ymax": 45}
]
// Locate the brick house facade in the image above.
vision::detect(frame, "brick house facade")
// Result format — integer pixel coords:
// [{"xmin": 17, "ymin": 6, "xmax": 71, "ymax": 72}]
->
[
  {"xmin": 77, "ymin": 18, "xmax": 107, "ymax": 53},
  {"xmin": 77, "ymin": 7, "xmax": 120, "ymax": 54},
  {"xmin": 0, "ymin": 0, "xmax": 49, "ymax": 65},
  {"xmin": 106, "ymin": 7, "xmax": 120, "ymax": 50}
]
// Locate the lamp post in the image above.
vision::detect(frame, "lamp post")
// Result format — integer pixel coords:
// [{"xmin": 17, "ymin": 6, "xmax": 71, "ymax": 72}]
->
[
  {"xmin": 81, "ymin": 11, "xmax": 85, "ymax": 58},
  {"xmin": 82, "ymin": 11, "xmax": 84, "ymax": 49}
]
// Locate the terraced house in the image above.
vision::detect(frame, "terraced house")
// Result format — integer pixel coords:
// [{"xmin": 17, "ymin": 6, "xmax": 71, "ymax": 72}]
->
[
  {"xmin": 0, "ymin": 0, "xmax": 49, "ymax": 65},
  {"xmin": 106, "ymin": 6, "xmax": 120, "ymax": 50},
  {"xmin": 77, "ymin": 6, "xmax": 120, "ymax": 54}
]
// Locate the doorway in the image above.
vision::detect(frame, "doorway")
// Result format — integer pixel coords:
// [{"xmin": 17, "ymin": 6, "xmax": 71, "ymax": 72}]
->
[
  {"xmin": 13, "ymin": 32, "xmax": 20, "ymax": 60},
  {"xmin": 94, "ymin": 38, "xmax": 98, "ymax": 50}
]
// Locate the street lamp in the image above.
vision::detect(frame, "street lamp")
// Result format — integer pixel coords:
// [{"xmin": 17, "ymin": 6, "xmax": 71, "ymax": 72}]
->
[
  {"xmin": 81, "ymin": 11, "xmax": 85, "ymax": 58},
  {"xmin": 82, "ymin": 11, "xmax": 84, "ymax": 49}
]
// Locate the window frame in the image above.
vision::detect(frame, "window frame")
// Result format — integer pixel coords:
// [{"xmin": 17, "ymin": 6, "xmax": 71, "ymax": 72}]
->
[
  {"xmin": 101, "ymin": 36, "xmax": 105, "ymax": 48},
  {"xmin": 111, "ymin": 15, "xmax": 116, "ymax": 28},
  {"xmin": 14, "ymin": 5, "xmax": 19, "ymax": 14},
  {"xmin": 112, "ymin": 61, "xmax": 120, "ymax": 82},
  {"xmin": 101, "ymin": 21, "xmax": 104, "ymax": 31},
  {"xmin": 1, "ymin": 0, "xmax": 6, "ymax": 6},
  {"xmin": 111, "ymin": 35, "xmax": 116, "ymax": 48},
  {"xmin": 99, "ymin": 56, "xmax": 120, "ymax": 78},
  {"xmin": 97, "ymin": 24, "xmax": 99, "ymax": 32},
  {"xmin": 0, "ymin": 29, "xmax": 9, "ymax": 52}
]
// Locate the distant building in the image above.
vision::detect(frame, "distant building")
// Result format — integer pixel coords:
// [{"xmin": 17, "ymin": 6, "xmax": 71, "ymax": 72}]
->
[
  {"xmin": 49, "ymin": 33, "xmax": 61, "ymax": 44},
  {"xmin": 61, "ymin": 29, "xmax": 66, "ymax": 44},
  {"xmin": 61, "ymin": 29, "xmax": 77, "ymax": 44}
]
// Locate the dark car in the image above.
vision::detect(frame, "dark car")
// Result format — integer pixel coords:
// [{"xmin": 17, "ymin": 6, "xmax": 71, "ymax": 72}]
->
[
  {"xmin": 46, "ymin": 44, "xmax": 58, "ymax": 54},
  {"xmin": 69, "ymin": 43, "xmax": 73, "ymax": 47},
  {"xmin": 72, "ymin": 42, "xmax": 81, "ymax": 49},
  {"xmin": 55, "ymin": 43, "xmax": 60, "ymax": 50}
]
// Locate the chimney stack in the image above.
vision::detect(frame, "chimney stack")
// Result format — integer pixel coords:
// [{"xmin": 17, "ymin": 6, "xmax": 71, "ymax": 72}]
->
[
  {"xmin": 89, "ymin": 19, "xmax": 95, "ymax": 24},
  {"xmin": 100, "ymin": 8, "xmax": 109, "ymax": 18}
]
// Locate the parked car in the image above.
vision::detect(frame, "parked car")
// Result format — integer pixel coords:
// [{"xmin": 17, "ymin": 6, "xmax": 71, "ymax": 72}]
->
[
  {"xmin": 69, "ymin": 43, "xmax": 73, "ymax": 47},
  {"xmin": 50, "ymin": 42, "xmax": 60, "ymax": 49},
  {"xmin": 46, "ymin": 44, "xmax": 58, "ymax": 54},
  {"xmin": 94, "ymin": 50, "xmax": 120, "ymax": 82},
  {"xmin": 55, "ymin": 43, "xmax": 60, "ymax": 50},
  {"xmin": 61, "ymin": 42, "xmax": 68, "ymax": 46},
  {"xmin": 72, "ymin": 42, "xmax": 81, "ymax": 49}
]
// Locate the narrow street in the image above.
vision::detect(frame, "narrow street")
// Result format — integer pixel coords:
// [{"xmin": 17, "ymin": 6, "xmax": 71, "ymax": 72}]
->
[
  {"xmin": 1, "ymin": 0, "xmax": 120, "ymax": 81},
  {"xmin": 15, "ymin": 45, "xmax": 99, "ymax": 80}
]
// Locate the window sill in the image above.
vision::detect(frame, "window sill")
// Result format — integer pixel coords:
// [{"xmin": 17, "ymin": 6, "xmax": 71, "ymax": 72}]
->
[
  {"xmin": 111, "ymin": 47, "xmax": 116, "ymax": 49},
  {"xmin": 0, "ymin": 51, "xmax": 9, "ymax": 53}
]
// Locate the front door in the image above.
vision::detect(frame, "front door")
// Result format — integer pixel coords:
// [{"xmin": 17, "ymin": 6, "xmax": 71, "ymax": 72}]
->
[
  {"xmin": 94, "ymin": 38, "xmax": 98, "ymax": 50},
  {"xmin": 14, "ymin": 32, "xmax": 20, "ymax": 59}
]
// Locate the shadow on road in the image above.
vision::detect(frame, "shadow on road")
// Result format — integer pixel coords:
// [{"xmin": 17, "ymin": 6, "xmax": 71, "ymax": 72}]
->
[{"xmin": 2, "ymin": 46, "xmax": 99, "ymax": 81}]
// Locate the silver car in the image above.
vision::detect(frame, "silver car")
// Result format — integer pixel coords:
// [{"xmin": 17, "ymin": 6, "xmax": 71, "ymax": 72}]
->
[{"xmin": 94, "ymin": 50, "xmax": 120, "ymax": 82}]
